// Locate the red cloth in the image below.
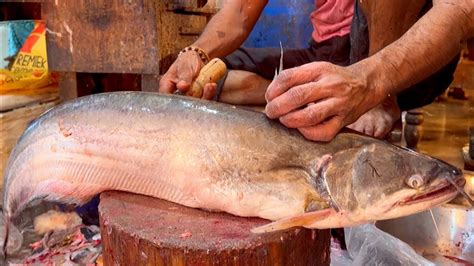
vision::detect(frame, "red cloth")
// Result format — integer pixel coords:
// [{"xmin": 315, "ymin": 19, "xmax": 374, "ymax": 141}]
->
[{"xmin": 310, "ymin": 0, "xmax": 354, "ymax": 43}]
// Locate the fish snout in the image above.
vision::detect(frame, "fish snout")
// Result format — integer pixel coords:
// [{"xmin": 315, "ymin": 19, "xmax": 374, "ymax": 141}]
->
[
  {"xmin": 430, "ymin": 157, "xmax": 463, "ymax": 177},
  {"xmin": 450, "ymin": 169, "xmax": 463, "ymax": 181},
  {"xmin": 422, "ymin": 158, "xmax": 463, "ymax": 185},
  {"xmin": 440, "ymin": 165, "xmax": 465, "ymax": 188},
  {"xmin": 450, "ymin": 173, "xmax": 466, "ymax": 187}
]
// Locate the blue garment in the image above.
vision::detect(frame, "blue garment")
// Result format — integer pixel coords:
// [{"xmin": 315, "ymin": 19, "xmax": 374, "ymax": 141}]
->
[{"xmin": 243, "ymin": 0, "xmax": 314, "ymax": 49}]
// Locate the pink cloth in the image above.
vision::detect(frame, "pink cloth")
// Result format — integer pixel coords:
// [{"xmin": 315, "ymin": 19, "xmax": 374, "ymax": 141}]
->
[{"xmin": 310, "ymin": 0, "xmax": 354, "ymax": 43}]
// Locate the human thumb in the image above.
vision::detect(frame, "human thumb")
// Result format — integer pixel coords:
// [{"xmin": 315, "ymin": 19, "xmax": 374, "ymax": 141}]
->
[{"xmin": 176, "ymin": 62, "xmax": 201, "ymax": 92}]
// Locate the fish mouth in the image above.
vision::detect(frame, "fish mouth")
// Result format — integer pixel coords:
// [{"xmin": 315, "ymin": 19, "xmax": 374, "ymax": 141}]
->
[{"xmin": 400, "ymin": 177, "xmax": 466, "ymax": 205}]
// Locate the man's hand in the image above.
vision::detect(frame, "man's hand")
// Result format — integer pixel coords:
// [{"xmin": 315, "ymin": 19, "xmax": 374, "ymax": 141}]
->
[
  {"xmin": 265, "ymin": 62, "xmax": 385, "ymax": 142},
  {"xmin": 159, "ymin": 0, "xmax": 267, "ymax": 99},
  {"xmin": 159, "ymin": 51, "xmax": 218, "ymax": 100},
  {"xmin": 347, "ymin": 96, "xmax": 401, "ymax": 138}
]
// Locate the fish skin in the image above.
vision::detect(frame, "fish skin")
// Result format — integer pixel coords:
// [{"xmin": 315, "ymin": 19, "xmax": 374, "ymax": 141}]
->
[
  {"xmin": 2, "ymin": 92, "xmax": 464, "ymax": 233},
  {"xmin": 3, "ymin": 92, "xmax": 331, "ymax": 221}
]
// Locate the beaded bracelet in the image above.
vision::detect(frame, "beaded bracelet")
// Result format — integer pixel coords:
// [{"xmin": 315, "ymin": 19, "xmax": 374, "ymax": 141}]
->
[{"xmin": 179, "ymin": 46, "xmax": 210, "ymax": 64}]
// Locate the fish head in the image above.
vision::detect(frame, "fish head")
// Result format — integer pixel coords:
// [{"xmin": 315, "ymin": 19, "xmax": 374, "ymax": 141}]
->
[{"xmin": 321, "ymin": 142, "xmax": 465, "ymax": 221}]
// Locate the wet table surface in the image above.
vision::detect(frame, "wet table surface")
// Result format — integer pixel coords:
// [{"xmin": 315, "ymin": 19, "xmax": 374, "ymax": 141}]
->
[
  {"xmin": 416, "ymin": 78, "xmax": 474, "ymax": 202},
  {"xmin": 417, "ymin": 59, "xmax": 473, "ymax": 172},
  {"xmin": 417, "ymin": 97, "xmax": 473, "ymax": 170}
]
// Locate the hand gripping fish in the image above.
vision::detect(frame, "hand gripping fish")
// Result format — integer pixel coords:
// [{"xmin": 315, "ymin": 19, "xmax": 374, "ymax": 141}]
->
[{"xmin": 2, "ymin": 92, "xmax": 465, "ymax": 255}]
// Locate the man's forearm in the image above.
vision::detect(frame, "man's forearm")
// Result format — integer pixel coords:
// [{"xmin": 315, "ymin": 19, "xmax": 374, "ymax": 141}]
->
[
  {"xmin": 191, "ymin": 0, "xmax": 267, "ymax": 59},
  {"xmin": 219, "ymin": 70, "xmax": 270, "ymax": 105},
  {"xmin": 353, "ymin": 0, "xmax": 474, "ymax": 101}
]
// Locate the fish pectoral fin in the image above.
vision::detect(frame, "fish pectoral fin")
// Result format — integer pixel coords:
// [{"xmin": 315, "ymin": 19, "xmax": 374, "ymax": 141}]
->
[{"xmin": 251, "ymin": 208, "xmax": 336, "ymax": 234}]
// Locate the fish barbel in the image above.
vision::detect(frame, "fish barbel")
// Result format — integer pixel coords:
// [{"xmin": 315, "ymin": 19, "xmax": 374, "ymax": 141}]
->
[{"xmin": 2, "ymin": 92, "xmax": 465, "ymax": 252}]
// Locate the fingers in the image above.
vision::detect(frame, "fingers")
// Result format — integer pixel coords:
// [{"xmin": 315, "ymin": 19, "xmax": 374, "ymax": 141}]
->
[
  {"xmin": 347, "ymin": 122, "xmax": 361, "ymax": 132},
  {"xmin": 160, "ymin": 52, "xmax": 204, "ymax": 94},
  {"xmin": 160, "ymin": 68, "xmax": 216, "ymax": 100},
  {"xmin": 297, "ymin": 117, "xmax": 343, "ymax": 142},
  {"xmin": 265, "ymin": 82, "xmax": 331, "ymax": 119},
  {"xmin": 348, "ymin": 117, "xmax": 377, "ymax": 137},
  {"xmin": 158, "ymin": 63, "xmax": 194, "ymax": 94},
  {"xmin": 347, "ymin": 114, "xmax": 393, "ymax": 139},
  {"xmin": 176, "ymin": 55, "xmax": 205, "ymax": 93},
  {"xmin": 176, "ymin": 70, "xmax": 195, "ymax": 92},
  {"xmin": 278, "ymin": 99, "xmax": 337, "ymax": 128},
  {"xmin": 364, "ymin": 125, "xmax": 375, "ymax": 137},
  {"xmin": 373, "ymin": 118, "xmax": 394, "ymax": 138},
  {"xmin": 374, "ymin": 127, "xmax": 388, "ymax": 139},
  {"xmin": 265, "ymin": 62, "xmax": 329, "ymax": 102},
  {"xmin": 202, "ymin": 83, "xmax": 217, "ymax": 100},
  {"xmin": 159, "ymin": 71, "xmax": 178, "ymax": 94}
]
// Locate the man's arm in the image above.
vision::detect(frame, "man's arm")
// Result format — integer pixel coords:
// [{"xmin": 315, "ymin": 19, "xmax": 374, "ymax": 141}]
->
[
  {"xmin": 159, "ymin": 1, "xmax": 267, "ymax": 95},
  {"xmin": 265, "ymin": 0, "xmax": 474, "ymax": 141},
  {"xmin": 192, "ymin": 0, "xmax": 268, "ymax": 58},
  {"xmin": 356, "ymin": 0, "xmax": 474, "ymax": 99}
]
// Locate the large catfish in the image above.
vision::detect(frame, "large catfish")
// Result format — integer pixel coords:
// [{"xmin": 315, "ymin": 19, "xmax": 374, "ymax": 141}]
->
[{"xmin": 2, "ymin": 92, "xmax": 464, "ymax": 246}]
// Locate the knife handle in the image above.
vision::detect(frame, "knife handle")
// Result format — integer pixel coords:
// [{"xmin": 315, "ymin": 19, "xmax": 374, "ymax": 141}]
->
[{"xmin": 186, "ymin": 58, "xmax": 227, "ymax": 98}]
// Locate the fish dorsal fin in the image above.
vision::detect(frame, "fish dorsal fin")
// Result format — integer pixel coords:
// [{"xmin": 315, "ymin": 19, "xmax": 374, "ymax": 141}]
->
[{"xmin": 251, "ymin": 208, "xmax": 335, "ymax": 234}]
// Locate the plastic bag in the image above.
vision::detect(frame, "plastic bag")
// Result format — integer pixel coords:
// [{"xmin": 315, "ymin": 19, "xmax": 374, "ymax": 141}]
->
[
  {"xmin": 331, "ymin": 224, "xmax": 435, "ymax": 266},
  {"xmin": 330, "ymin": 235, "xmax": 353, "ymax": 266}
]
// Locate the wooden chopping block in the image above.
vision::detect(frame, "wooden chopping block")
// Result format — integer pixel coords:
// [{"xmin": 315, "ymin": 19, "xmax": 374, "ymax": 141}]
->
[{"xmin": 99, "ymin": 192, "xmax": 330, "ymax": 265}]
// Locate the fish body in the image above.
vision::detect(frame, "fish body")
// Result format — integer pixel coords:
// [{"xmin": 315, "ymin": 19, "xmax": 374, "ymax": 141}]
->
[{"xmin": 2, "ymin": 92, "xmax": 464, "ymax": 236}]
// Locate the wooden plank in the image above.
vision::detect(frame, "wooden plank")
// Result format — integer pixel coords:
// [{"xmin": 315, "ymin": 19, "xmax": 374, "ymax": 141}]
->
[
  {"xmin": 58, "ymin": 72, "xmax": 77, "ymax": 101},
  {"xmin": 0, "ymin": 84, "xmax": 59, "ymax": 111},
  {"xmin": 164, "ymin": 0, "xmax": 207, "ymax": 9},
  {"xmin": 156, "ymin": 10, "xmax": 207, "ymax": 73},
  {"xmin": 0, "ymin": 1, "xmax": 44, "ymax": 3},
  {"xmin": 163, "ymin": 0, "xmax": 220, "ymax": 14},
  {"xmin": 42, "ymin": 0, "xmax": 159, "ymax": 74},
  {"xmin": 99, "ymin": 191, "xmax": 331, "ymax": 266},
  {"xmin": 141, "ymin": 74, "xmax": 161, "ymax": 92},
  {"xmin": 0, "ymin": 99, "xmax": 59, "ymax": 192},
  {"xmin": 75, "ymin": 73, "xmax": 141, "ymax": 96},
  {"xmin": 0, "ymin": 2, "xmax": 42, "ymax": 21}
]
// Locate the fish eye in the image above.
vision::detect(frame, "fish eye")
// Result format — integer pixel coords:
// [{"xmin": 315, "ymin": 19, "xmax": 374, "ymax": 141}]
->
[{"xmin": 406, "ymin": 174, "xmax": 424, "ymax": 189}]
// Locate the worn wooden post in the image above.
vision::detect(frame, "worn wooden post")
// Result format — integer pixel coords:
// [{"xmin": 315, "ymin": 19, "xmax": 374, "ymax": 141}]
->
[
  {"xmin": 99, "ymin": 192, "xmax": 331, "ymax": 266},
  {"xmin": 404, "ymin": 109, "xmax": 424, "ymax": 150}
]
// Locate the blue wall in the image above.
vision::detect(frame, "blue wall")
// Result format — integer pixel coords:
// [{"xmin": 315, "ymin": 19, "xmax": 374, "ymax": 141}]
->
[{"xmin": 243, "ymin": 0, "xmax": 314, "ymax": 49}]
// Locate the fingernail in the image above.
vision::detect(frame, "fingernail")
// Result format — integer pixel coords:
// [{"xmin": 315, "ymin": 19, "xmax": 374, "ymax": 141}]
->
[
  {"xmin": 264, "ymin": 105, "xmax": 272, "ymax": 117},
  {"xmin": 265, "ymin": 82, "xmax": 276, "ymax": 102},
  {"xmin": 264, "ymin": 104, "xmax": 276, "ymax": 119}
]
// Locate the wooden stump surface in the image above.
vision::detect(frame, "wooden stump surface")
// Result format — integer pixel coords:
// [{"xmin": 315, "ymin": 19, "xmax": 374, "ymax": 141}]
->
[{"xmin": 99, "ymin": 191, "xmax": 330, "ymax": 266}]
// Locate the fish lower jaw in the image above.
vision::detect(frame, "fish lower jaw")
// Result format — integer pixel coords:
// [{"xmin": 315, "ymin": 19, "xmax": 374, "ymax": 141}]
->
[
  {"xmin": 400, "ymin": 179, "xmax": 462, "ymax": 206},
  {"xmin": 380, "ymin": 188, "xmax": 459, "ymax": 221}
]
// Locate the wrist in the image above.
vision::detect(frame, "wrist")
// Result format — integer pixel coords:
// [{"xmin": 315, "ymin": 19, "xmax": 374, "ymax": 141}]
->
[
  {"xmin": 179, "ymin": 46, "xmax": 210, "ymax": 64},
  {"xmin": 191, "ymin": 39, "xmax": 218, "ymax": 59},
  {"xmin": 348, "ymin": 57, "xmax": 392, "ymax": 107}
]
